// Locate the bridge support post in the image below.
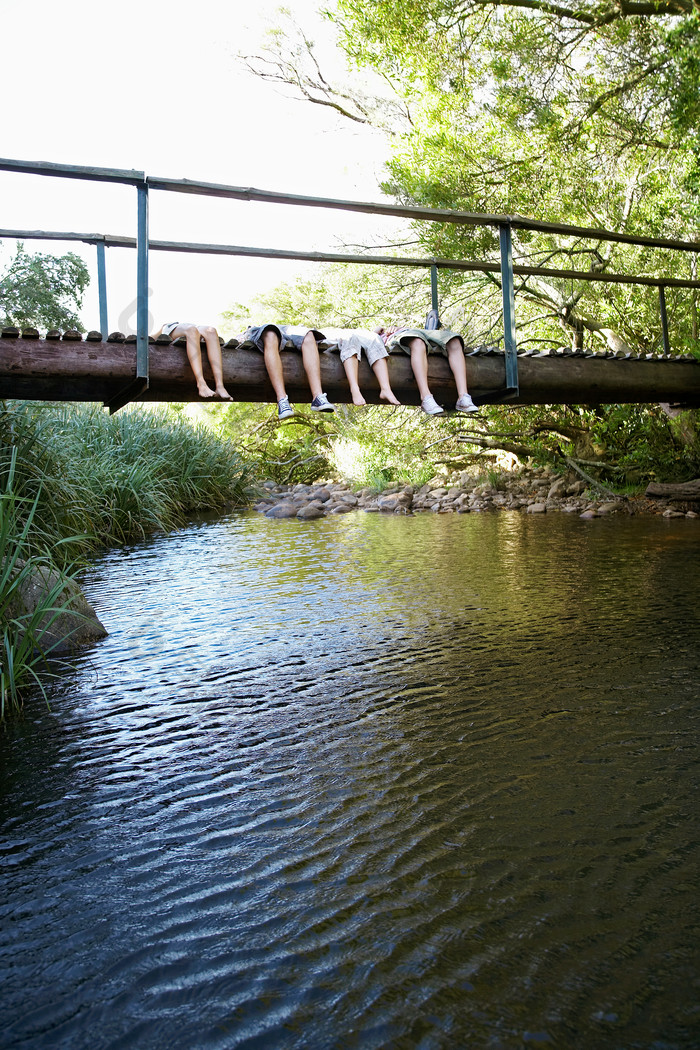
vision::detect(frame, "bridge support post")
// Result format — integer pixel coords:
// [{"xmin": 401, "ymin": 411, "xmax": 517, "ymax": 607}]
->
[
  {"xmin": 473, "ymin": 224, "xmax": 520, "ymax": 405},
  {"xmin": 105, "ymin": 180, "xmax": 150, "ymax": 413},
  {"xmin": 659, "ymin": 285, "xmax": 671, "ymax": 355},
  {"xmin": 500, "ymin": 223, "xmax": 519, "ymax": 396},
  {"xmin": 430, "ymin": 263, "xmax": 439, "ymax": 316},
  {"xmin": 96, "ymin": 240, "xmax": 108, "ymax": 338}
]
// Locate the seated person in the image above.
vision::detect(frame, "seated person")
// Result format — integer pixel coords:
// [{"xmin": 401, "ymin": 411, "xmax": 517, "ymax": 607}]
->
[
  {"xmin": 154, "ymin": 322, "xmax": 232, "ymax": 400},
  {"xmin": 376, "ymin": 324, "xmax": 479, "ymax": 416},
  {"xmin": 323, "ymin": 327, "xmax": 400, "ymax": 406},
  {"xmin": 242, "ymin": 323, "xmax": 335, "ymax": 419}
]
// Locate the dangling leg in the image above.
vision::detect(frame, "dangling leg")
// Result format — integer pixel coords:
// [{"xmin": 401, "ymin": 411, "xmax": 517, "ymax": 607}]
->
[
  {"xmin": 199, "ymin": 325, "xmax": 232, "ymax": 400},
  {"xmin": 178, "ymin": 324, "xmax": 216, "ymax": 398},
  {"xmin": 408, "ymin": 336, "xmax": 443, "ymax": 415},
  {"xmin": 342, "ymin": 354, "xmax": 366, "ymax": 405},
  {"xmin": 262, "ymin": 328, "xmax": 288, "ymax": 402},
  {"xmin": 371, "ymin": 357, "xmax": 400, "ymax": 405},
  {"xmin": 446, "ymin": 336, "xmax": 468, "ymax": 400},
  {"xmin": 300, "ymin": 331, "xmax": 324, "ymax": 401},
  {"xmin": 447, "ymin": 336, "xmax": 479, "ymax": 412}
]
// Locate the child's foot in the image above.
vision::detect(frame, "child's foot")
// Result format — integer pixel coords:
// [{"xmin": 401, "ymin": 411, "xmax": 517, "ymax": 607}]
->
[
  {"xmin": 197, "ymin": 382, "xmax": 217, "ymax": 398},
  {"xmin": 311, "ymin": 393, "xmax": 335, "ymax": 412},
  {"xmin": 380, "ymin": 388, "xmax": 400, "ymax": 405},
  {"xmin": 455, "ymin": 393, "xmax": 479, "ymax": 414},
  {"xmin": 421, "ymin": 394, "xmax": 444, "ymax": 416},
  {"xmin": 278, "ymin": 396, "xmax": 294, "ymax": 420},
  {"xmin": 351, "ymin": 389, "xmax": 367, "ymax": 406},
  {"xmin": 215, "ymin": 385, "xmax": 233, "ymax": 400}
]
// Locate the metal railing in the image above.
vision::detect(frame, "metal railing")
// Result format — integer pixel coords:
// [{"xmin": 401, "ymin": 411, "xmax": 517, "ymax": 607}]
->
[{"xmin": 2, "ymin": 156, "xmax": 700, "ymax": 411}]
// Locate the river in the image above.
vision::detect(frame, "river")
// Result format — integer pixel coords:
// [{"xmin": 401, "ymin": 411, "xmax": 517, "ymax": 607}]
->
[{"xmin": 1, "ymin": 510, "xmax": 699, "ymax": 1049}]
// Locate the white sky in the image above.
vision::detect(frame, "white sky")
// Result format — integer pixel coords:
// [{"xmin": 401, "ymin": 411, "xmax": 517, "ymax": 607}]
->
[{"xmin": 0, "ymin": 0, "xmax": 394, "ymax": 335}]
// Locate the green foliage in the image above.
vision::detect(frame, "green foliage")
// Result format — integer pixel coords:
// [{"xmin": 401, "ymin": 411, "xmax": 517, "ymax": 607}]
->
[
  {"xmin": 0, "ymin": 401, "xmax": 254, "ymax": 559},
  {"xmin": 222, "ymin": 262, "xmax": 431, "ymax": 332},
  {"xmin": 0, "ymin": 243, "xmax": 90, "ymax": 331},
  {"xmin": 328, "ymin": 0, "xmax": 700, "ymax": 359}
]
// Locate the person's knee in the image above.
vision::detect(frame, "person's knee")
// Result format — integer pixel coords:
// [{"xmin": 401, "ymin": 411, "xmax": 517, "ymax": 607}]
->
[
  {"xmin": 201, "ymin": 325, "xmax": 217, "ymax": 339},
  {"xmin": 263, "ymin": 330, "xmax": 281, "ymax": 351},
  {"xmin": 301, "ymin": 332, "xmax": 318, "ymax": 353}
]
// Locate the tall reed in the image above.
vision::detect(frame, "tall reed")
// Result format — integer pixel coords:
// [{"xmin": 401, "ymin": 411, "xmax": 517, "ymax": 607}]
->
[{"xmin": 0, "ymin": 451, "xmax": 87, "ymax": 717}]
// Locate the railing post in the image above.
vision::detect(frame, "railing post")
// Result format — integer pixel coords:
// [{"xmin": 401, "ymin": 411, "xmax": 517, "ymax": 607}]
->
[
  {"xmin": 105, "ymin": 178, "xmax": 150, "ymax": 412},
  {"xmin": 136, "ymin": 180, "xmax": 150, "ymax": 380},
  {"xmin": 430, "ymin": 263, "xmax": 439, "ymax": 314},
  {"xmin": 659, "ymin": 285, "xmax": 671, "ymax": 355},
  {"xmin": 499, "ymin": 223, "xmax": 519, "ymax": 395},
  {"xmin": 96, "ymin": 240, "xmax": 108, "ymax": 338}
]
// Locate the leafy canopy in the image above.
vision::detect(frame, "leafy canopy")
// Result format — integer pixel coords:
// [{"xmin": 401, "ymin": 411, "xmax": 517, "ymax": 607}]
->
[{"xmin": 0, "ymin": 243, "xmax": 90, "ymax": 331}]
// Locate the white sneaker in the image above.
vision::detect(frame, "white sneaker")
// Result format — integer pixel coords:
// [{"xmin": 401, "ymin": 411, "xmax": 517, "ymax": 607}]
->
[
  {"xmin": 421, "ymin": 395, "xmax": 444, "ymax": 416},
  {"xmin": 456, "ymin": 393, "xmax": 479, "ymax": 413}
]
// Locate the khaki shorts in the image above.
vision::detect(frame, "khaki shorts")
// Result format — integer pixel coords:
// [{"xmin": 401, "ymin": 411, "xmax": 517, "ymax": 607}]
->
[
  {"xmin": 324, "ymin": 328, "xmax": 388, "ymax": 367},
  {"xmin": 386, "ymin": 327, "xmax": 464, "ymax": 357}
]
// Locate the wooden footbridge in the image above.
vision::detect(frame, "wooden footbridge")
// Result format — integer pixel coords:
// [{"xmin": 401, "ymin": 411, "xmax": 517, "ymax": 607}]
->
[
  {"xmin": 2, "ymin": 327, "xmax": 700, "ymax": 410},
  {"xmin": 2, "ymin": 157, "xmax": 700, "ymax": 412}
]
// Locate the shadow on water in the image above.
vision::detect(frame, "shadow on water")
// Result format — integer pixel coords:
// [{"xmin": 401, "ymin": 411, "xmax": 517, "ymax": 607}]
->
[{"xmin": 1, "ymin": 511, "xmax": 699, "ymax": 1049}]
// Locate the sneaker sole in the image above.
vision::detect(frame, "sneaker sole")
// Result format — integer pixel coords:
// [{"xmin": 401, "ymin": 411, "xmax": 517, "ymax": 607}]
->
[{"xmin": 311, "ymin": 405, "xmax": 335, "ymax": 412}]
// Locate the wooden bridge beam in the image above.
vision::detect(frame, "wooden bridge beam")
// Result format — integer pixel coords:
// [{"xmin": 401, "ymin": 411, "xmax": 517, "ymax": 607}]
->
[{"xmin": 1, "ymin": 335, "xmax": 700, "ymax": 408}]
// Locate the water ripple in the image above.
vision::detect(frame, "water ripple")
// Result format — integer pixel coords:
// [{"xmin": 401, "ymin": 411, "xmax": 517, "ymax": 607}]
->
[{"xmin": 1, "ymin": 512, "xmax": 699, "ymax": 1049}]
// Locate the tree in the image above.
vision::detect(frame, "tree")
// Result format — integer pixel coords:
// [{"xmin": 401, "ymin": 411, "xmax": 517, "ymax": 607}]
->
[
  {"xmin": 0, "ymin": 243, "xmax": 90, "ymax": 331},
  {"xmin": 246, "ymin": 3, "xmax": 700, "ymax": 355}
]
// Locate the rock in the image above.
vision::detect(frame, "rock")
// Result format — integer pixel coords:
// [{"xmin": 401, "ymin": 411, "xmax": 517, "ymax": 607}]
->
[
  {"xmin": 10, "ymin": 561, "xmax": 107, "ymax": 652},
  {"xmin": 580, "ymin": 509, "xmax": 599, "ymax": 519},
  {"xmin": 663, "ymin": 509, "xmax": 685, "ymax": 518},
  {"xmin": 547, "ymin": 477, "xmax": 568, "ymax": 499},
  {"xmin": 598, "ymin": 502, "xmax": 621, "ymax": 514},
  {"xmin": 296, "ymin": 502, "xmax": 327, "ymax": 519},
  {"xmin": 265, "ymin": 503, "xmax": 299, "ymax": 518},
  {"xmin": 526, "ymin": 502, "xmax": 547, "ymax": 513}
]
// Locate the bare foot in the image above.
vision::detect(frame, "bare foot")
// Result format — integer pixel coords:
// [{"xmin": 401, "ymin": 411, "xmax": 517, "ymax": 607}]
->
[
  {"xmin": 351, "ymin": 389, "xmax": 367, "ymax": 406},
  {"xmin": 215, "ymin": 385, "xmax": 233, "ymax": 400},
  {"xmin": 197, "ymin": 382, "xmax": 217, "ymax": 398},
  {"xmin": 380, "ymin": 388, "xmax": 401, "ymax": 405}
]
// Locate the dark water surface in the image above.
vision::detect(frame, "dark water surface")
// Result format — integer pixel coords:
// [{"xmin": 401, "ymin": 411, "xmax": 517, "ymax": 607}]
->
[{"xmin": 1, "ymin": 510, "xmax": 699, "ymax": 1049}]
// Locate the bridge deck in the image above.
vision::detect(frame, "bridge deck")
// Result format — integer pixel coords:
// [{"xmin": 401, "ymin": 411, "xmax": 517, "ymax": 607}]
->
[{"xmin": 2, "ymin": 329, "xmax": 700, "ymax": 409}]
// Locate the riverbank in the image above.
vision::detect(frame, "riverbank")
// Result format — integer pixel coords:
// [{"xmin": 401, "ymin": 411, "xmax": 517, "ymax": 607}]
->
[{"xmin": 253, "ymin": 466, "xmax": 700, "ymax": 520}]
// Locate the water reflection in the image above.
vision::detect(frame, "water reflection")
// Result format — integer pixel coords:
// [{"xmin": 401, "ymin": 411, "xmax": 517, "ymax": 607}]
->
[{"xmin": 1, "ymin": 511, "xmax": 699, "ymax": 1049}]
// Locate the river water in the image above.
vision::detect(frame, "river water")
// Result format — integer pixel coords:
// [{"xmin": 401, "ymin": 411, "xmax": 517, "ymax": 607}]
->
[{"xmin": 1, "ymin": 509, "xmax": 699, "ymax": 1050}]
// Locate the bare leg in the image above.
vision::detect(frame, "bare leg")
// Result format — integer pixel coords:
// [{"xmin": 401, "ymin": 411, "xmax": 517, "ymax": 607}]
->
[
  {"xmin": 199, "ymin": 325, "xmax": 232, "ymax": 400},
  {"xmin": 300, "ymin": 331, "xmax": 323, "ymax": 400},
  {"xmin": 342, "ymin": 355, "xmax": 366, "ymax": 405},
  {"xmin": 371, "ymin": 357, "xmax": 400, "ymax": 404},
  {"xmin": 262, "ymin": 328, "xmax": 288, "ymax": 403},
  {"xmin": 182, "ymin": 326, "xmax": 217, "ymax": 398},
  {"xmin": 446, "ymin": 337, "xmax": 468, "ymax": 399},
  {"xmin": 408, "ymin": 337, "xmax": 433, "ymax": 401}
]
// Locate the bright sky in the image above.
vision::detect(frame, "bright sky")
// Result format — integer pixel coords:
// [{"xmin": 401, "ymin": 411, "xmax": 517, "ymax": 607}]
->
[{"xmin": 0, "ymin": 0, "xmax": 393, "ymax": 335}]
